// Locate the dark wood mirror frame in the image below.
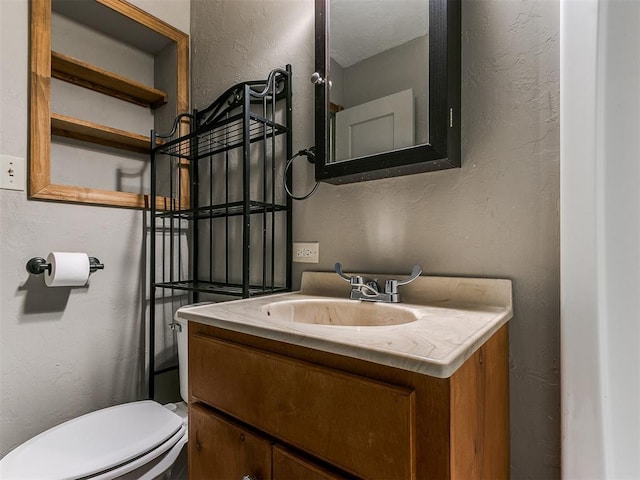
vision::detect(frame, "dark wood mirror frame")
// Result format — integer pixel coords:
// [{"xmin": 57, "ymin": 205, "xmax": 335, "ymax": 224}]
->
[{"xmin": 314, "ymin": 0, "xmax": 461, "ymax": 184}]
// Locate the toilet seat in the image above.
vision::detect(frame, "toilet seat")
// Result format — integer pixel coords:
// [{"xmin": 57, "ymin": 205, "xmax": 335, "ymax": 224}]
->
[{"xmin": 0, "ymin": 400, "xmax": 186, "ymax": 480}]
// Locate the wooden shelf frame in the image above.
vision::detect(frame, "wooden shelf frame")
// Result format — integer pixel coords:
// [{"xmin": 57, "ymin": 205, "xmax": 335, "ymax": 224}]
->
[
  {"xmin": 29, "ymin": 0, "xmax": 189, "ymax": 209},
  {"xmin": 51, "ymin": 50, "xmax": 168, "ymax": 109},
  {"xmin": 51, "ymin": 113, "xmax": 159, "ymax": 154}
]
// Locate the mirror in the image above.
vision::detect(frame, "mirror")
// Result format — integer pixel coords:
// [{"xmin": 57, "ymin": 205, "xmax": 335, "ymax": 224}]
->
[{"xmin": 314, "ymin": 0, "xmax": 460, "ymax": 184}]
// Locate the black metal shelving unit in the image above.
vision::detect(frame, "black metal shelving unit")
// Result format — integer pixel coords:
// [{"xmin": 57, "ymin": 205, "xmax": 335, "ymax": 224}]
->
[{"xmin": 148, "ymin": 66, "xmax": 293, "ymax": 398}]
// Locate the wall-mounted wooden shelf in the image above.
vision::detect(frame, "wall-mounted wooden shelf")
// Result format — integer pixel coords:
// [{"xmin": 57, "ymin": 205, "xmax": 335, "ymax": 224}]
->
[
  {"xmin": 51, "ymin": 51, "xmax": 167, "ymax": 109},
  {"xmin": 30, "ymin": 0, "xmax": 189, "ymax": 209},
  {"xmin": 51, "ymin": 113, "xmax": 157, "ymax": 154}
]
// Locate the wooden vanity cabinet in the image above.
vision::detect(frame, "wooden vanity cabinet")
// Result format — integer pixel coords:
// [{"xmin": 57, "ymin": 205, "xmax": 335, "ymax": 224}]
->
[{"xmin": 188, "ymin": 322, "xmax": 509, "ymax": 479}]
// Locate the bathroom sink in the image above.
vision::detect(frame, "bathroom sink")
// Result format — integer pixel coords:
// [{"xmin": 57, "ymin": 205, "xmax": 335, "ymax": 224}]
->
[
  {"xmin": 176, "ymin": 271, "xmax": 513, "ymax": 377},
  {"xmin": 261, "ymin": 298, "xmax": 419, "ymax": 326}
]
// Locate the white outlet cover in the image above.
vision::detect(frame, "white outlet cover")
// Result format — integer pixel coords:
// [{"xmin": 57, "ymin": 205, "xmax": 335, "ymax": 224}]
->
[
  {"xmin": 293, "ymin": 242, "xmax": 319, "ymax": 263},
  {"xmin": 1, "ymin": 154, "xmax": 25, "ymax": 191}
]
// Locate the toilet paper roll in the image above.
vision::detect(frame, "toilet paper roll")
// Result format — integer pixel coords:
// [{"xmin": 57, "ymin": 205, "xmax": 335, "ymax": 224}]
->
[{"xmin": 44, "ymin": 252, "xmax": 91, "ymax": 287}]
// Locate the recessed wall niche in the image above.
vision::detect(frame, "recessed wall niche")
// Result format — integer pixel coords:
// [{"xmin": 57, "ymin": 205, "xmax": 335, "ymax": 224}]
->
[{"xmin": 29, "ymin": 0, "xmax": 189, "ymax": 208}]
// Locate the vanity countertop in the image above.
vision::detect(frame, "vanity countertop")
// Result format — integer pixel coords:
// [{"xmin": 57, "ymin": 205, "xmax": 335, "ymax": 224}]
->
[{"xmin": 176, "ymin": 271, "xmax": 513, "ymax": 378}]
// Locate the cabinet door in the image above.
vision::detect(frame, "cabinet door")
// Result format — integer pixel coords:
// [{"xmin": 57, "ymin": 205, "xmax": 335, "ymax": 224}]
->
[
  {"xmin": 272, "ymin": 445, "xmax": 354, "ymax": 480},
  {"xmin": 190, "ymin": 403, "xmax": 272, "ymax": 480}
]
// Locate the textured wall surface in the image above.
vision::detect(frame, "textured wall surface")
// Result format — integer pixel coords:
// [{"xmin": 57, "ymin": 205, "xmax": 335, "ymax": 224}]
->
[
  {"xmin": 191, "ymin": 0, "xmax": 560, "ymax": 477},
  {"xmin": 0, "ymin": 0, "xmax": 189, "ymax": 458}
]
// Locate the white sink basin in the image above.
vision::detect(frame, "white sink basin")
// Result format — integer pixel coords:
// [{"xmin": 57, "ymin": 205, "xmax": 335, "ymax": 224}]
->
[{"xmin": 261, "ymin": 298, "xmax": 419, "ymax": 327}]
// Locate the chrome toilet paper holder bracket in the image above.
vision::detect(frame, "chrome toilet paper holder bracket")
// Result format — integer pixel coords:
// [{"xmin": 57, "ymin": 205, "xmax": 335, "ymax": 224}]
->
[{"xmin": 26, "ymin": 256, "xmax": 105, "ymax": 275}]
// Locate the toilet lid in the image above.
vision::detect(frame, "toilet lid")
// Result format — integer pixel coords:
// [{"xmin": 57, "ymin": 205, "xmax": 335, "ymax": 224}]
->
[{"xmin": 0, "ymin": 400, "xmax": 184, "ymax": 480}]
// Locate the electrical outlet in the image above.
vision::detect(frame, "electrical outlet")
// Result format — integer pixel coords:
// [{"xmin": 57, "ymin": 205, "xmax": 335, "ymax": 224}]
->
[
  {"xmin": 293, "ymin": 242, "xmax": 319, "ymax": 263},
  {"xmin": 0, "ymin": 154, "xmax": 25, "ymax": 191}
]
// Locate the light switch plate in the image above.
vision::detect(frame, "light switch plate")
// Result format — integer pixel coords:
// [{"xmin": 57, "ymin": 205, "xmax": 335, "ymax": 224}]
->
[
  {"xmin": 293, "ymin": 242, "xmax": 319, "ymax": 263},
  {"xmin": 1, "ymin": 154, "xmax": 25, "ymax": 191}
]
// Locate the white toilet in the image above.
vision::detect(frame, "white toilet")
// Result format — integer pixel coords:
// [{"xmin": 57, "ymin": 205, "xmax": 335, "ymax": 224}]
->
[{"xmin": 0, "ymin": 317, "xmax": 189, "ymax": 480}]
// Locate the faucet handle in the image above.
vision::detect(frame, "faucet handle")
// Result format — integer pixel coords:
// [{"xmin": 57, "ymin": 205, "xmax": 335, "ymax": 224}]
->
[
  {"xmin": 335, "ymin": 262, "xmax": 351, "ymax": 282},
  {"xmin": 396, "ymin": 264, "xmax": 423, "ymax": 286},
  {"xmin": 335, "ymin": 263, "xmax": 374, "ymax": 289},
  {"xmin": 384, "ymin": 264, "xmax": 423, "ymax": 294}
]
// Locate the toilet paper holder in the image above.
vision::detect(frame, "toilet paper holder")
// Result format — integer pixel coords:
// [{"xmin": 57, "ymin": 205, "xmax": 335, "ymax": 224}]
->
[{"xmin": 26, "ymin": 256, "xmax": 104, "ymax": 275}]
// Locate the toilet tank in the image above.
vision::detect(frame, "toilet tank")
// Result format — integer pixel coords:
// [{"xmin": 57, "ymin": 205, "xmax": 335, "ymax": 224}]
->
[{"xmin": 174, "ymin": 317, "xmax": 188, "ymax": 403}]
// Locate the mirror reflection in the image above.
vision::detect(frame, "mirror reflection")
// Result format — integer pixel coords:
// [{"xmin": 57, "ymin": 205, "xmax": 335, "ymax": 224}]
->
[{"xmin": 329, "ymin": 0, "xmax": 429, "ymax": 163}]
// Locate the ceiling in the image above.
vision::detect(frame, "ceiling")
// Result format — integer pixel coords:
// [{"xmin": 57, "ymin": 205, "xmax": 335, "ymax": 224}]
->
[{"xmin": 330, "ymin": 0, "xmax": 429, "ymax": 68}]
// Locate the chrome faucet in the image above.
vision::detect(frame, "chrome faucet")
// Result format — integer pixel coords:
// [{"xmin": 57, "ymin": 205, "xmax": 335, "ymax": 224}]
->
[{"xmin": 334, "ymin": 263, "xmax": 423, "ymax": 303}]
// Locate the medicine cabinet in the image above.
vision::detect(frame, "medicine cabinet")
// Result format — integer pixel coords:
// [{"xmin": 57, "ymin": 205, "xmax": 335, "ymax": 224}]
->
[{"xmin": 314, "ymin": 0, "xmax": 461, "ymax": 184}]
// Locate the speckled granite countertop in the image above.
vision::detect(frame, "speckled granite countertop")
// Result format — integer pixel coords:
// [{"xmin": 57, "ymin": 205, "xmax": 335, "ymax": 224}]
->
[{"xmin": 176, "ymin": 271, "xmax": 513, "ymax": 378}]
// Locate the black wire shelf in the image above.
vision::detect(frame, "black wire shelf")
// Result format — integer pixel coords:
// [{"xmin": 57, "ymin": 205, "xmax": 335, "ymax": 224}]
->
[
  {"xmin": 155, "ymin": 200, "xmax": 288, "ymax": 220},
  {"xmin": 148, "ymin": 66, "xmax": 293, "ymax": 399},
  {"xmin": 153, "ymin": 112, "xmax": 288, "ymax": 161},
  {"xmin": 155, "ymin": 280, "xmax": 289, "ymax": 297}
]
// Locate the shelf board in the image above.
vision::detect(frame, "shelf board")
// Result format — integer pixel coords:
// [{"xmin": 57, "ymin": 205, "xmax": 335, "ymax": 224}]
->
[
  {"xmin": 51, "ymin": 113, "xmax": 157, "ymax": 154},
  {"xmin": 154, "ymin": 280, "xmax": 289, "ymax": 297},
  {"xmin": 51, "ymin": 51, "xmax": 167, "ymax": 109},
  {"xmin": 155, "ymin": 200, "xmax": 288, "ymax": 220},
  {"xmin": 30, "ymin": 182, "xmax": 176, "ymax": 210}
]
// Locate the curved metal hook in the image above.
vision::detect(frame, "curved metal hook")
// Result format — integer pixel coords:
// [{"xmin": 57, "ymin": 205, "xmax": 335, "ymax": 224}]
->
[{"xmin": 154, "ymin": 113, "xmax": 193, "ymax": 139}]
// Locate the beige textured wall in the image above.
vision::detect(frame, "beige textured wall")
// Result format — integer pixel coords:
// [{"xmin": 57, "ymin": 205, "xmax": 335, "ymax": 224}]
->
[
  {"xmin": 191, "ymin": 0, "xmax": 560, "ymax": 477},
  {"xmin": 0, "ymin": 0, "xmax": 189, "ymax": 458}
]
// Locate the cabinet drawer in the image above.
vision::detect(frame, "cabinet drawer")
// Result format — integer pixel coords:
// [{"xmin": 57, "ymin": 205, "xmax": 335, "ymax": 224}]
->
[
  {"xmin": 190, "ymin": 403, "xmax": 272, "ymax": 480},
  {"xmin": 191, "ymin": 333, "xmax": 416, "ymax": 479},
  {"xmin": 273, "ymin": 445, "xmax": 352, "ymax": 480}
]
